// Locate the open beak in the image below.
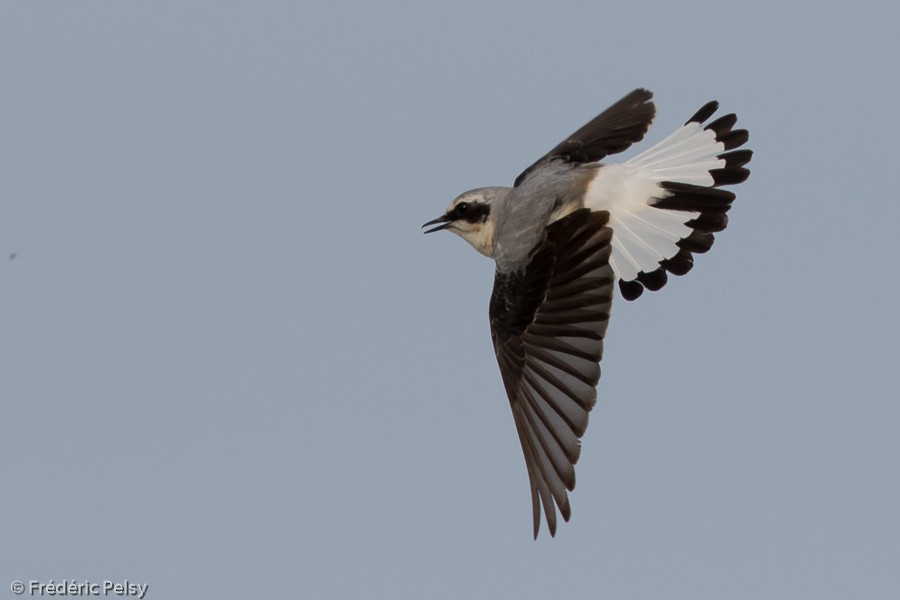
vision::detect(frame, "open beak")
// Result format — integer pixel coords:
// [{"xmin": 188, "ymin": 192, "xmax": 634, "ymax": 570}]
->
[{"xmin": 422, "ymin": 214, "xmax": 453, "ymax": 234}]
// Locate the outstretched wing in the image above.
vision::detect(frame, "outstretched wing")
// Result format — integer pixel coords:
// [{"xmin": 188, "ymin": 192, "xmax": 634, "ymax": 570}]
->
[
  {"xmin": 514, "ymin": 89, "xmax": 656, "ymax": 187},
  {"xmin": 489, "ymin": 209, "xmax": 614, "ymax": 538}
]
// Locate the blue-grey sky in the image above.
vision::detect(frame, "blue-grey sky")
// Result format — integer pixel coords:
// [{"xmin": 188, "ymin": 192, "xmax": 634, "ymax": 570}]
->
[{"xmin": 2, "ymin": 2, "xmax": 898, "ymax": 599}]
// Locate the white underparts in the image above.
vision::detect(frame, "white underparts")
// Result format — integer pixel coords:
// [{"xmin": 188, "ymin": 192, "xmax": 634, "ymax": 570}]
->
[
  {"xmin": 451, "ymin": 220, "xmax": 494, "ymax": 257},
  {"xmin": 583, "ymin": 122, "xmax": 725, "ymax": 281}
]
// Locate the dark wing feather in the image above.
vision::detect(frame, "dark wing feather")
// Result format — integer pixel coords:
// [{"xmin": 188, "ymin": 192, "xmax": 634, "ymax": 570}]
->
[
  {"xmin": 514, "ymin": 89, "xmax": 656, "ymax": 187},
  {"xmin": 490, "ymin": 209, "xmax": 614, "ymax": 538}
]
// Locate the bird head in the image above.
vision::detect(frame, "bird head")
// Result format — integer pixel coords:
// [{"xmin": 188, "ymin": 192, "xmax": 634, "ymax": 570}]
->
[{"xmin": 422, "ymin": 187, "xmax": 504, "ymax": 257}]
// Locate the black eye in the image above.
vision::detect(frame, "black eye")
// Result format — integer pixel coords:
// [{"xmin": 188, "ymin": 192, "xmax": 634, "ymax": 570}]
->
[{"xmin": 455, "ymin": 202, "xmax": 470, "ymax": 215}]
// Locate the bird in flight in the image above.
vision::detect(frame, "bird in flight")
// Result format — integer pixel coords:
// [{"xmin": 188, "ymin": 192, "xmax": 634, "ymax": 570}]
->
[{"xmin": 423, "ymin": 89, "xmax": 751, "ymax": 538}]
